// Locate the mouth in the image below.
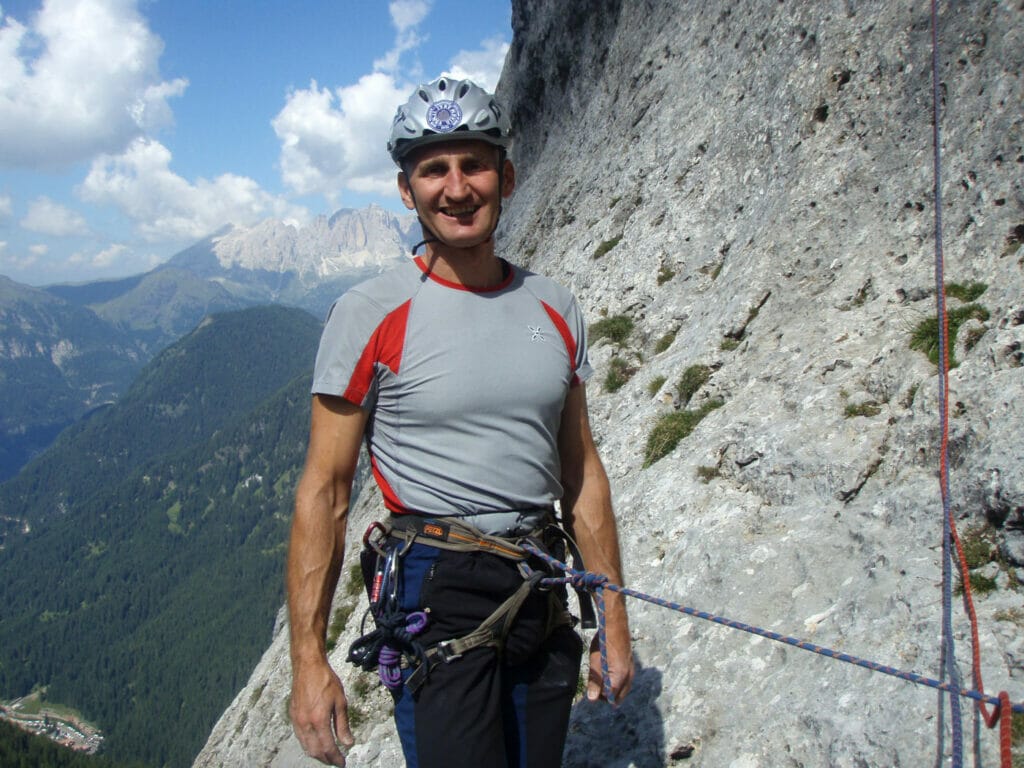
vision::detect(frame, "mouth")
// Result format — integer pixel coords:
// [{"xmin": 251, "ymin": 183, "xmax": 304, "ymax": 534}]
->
[{"xmin": 440, "ymin": 205, "xmax": 480, "ymax": 219}]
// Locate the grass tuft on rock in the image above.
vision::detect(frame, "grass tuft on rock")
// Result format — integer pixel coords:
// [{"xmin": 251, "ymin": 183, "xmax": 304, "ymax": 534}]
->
[
  {"xmin": 678, "ymin": 364, "xmax": 712, "ymax": 406},
  {"xmin": 909, "ymin": 303, "xmax": 989, "ymax": 367},
  {"xmin": 593, "ymin": 235, "xmax": 623, "ymax": 259},
  {"xmin": 604, "ymin": 357, "xmax": 636, "ymax": 392},
  {"xmin": 643, "ymin": 400, "xmax": 723, "ymax": 467},
  {"xmin": 945, "ymin": 280, "xmax": 987, "ymax": 302},
  {"xmin": 590, "ymin": 315, "xmax": 634, "ymax": 346}
]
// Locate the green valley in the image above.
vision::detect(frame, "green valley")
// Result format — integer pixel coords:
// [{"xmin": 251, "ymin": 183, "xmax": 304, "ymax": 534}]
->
[{"xmin": 0, "ymin": 304, "xmax": 322, "ymax": 767}]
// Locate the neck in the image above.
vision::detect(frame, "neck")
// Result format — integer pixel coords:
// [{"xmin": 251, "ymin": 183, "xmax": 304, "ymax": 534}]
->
[{"xmin": 420, "ymin": 240, "xmax": 504, "ymax": 288}]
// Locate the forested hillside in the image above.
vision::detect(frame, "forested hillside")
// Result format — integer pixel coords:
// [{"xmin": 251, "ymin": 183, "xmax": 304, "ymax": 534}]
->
[
  {"xmin": 0, "ymin": 719, "xmax": 143, "ymax": 768},
  {"xmin": 0, "ymin": 304, "xmax": 318, "ymax": 544},
  {"xmin": 0, "ymin": 277, "xmax": 147, "ymax": 482},
  {"xmin": 0, "ymin": 305, "xmax": 321, "ymax": 767}
]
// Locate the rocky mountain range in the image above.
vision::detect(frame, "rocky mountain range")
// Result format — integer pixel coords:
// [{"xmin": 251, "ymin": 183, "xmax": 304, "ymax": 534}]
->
[
  {"xmin": 167, "ymin": 204, "xmax": 419, "ymax": 313},
  {"xmin": 0, "ymin": 206, "xmax": 417, "ymax": 481},
  {"xmin": 195, "ymin": 1, "xmax": 1024, "ymax": 767}
]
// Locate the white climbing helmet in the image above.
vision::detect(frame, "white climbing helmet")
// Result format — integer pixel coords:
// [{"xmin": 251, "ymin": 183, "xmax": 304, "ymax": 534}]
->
[{"xmin": 387, "ymin": 76, "xmax": 513, "ymax": 165}]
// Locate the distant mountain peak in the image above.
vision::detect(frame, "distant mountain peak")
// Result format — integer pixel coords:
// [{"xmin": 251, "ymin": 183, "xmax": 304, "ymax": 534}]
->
[{"xmin": 207, "ymin": 207, "xmax": 419, "ymax": 280}]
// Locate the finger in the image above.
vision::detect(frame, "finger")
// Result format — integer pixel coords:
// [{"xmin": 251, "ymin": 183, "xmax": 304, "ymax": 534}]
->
[
  {"xmin": 586, "ymin": 658, "xmax": 605, "ymax": 701},
  {"xmin": 333, "ymin": 708, "xmax": 355, "ymax": 749},
  {"xmin": 295, "ymin": 720, "xmax": 348, "ymax": 766},
  {"xmin": 307, "ymin": 733, "xmax": 348, "ymax": 766}
]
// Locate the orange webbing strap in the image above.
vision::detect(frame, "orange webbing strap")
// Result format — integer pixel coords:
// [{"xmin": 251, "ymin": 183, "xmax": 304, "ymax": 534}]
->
[{"xmin": 384, "ymin": 514, "xmax": 531, "ymax": 560}]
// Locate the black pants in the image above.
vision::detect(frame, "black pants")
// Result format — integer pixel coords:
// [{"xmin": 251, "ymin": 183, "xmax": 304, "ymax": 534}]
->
[{"xmin": 386, "ymin": 542, "xmax": 583, "ymax": 768}]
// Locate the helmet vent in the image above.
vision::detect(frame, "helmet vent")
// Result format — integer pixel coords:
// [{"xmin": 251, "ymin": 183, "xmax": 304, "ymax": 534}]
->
[{"xmin": 456, "ymin": 82, "xmax": 471, "ymax": 99}]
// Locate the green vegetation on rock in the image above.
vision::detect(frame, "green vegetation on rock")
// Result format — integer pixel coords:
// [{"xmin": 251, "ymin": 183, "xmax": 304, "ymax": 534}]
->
[
  {"xmin": 644, "ymin": 400, "xmax": 723, "ymax": 467},
  {"xmin": 589, "ymin": 315, "xmax": 634, "ymax": 346}
]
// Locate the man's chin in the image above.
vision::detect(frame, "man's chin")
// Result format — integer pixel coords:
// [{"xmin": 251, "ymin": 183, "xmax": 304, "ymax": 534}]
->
[{"xmin": 430, "ymin": 226, "xmax": 494, "ymax": 251}]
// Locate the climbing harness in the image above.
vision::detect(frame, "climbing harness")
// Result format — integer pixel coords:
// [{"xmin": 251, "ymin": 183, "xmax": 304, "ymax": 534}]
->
[{"xmin": 347, "ymin": 513, "xmax": 595, "ymax": 695}]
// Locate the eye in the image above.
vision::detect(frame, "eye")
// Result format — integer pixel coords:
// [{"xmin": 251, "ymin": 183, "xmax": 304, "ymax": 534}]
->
[
  {"xmin": 419, "ymin": 162, "xmax": 448, "ymax": 177},
  {"xmin": 462, "ymin": 156, "xmax": 494, "ymax": 174}
]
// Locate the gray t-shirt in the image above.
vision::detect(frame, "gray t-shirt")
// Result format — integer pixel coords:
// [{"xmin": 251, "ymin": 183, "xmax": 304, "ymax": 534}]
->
[{"xmin": 312, "ymin": 256, "xmax": 593, "ymax": 533}]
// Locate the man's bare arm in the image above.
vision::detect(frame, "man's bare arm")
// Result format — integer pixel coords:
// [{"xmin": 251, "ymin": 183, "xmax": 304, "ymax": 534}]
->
[
  {"xmin": 557, "ymin": 382, "xmax": 634, "ymax": 703},
  {"xmin": 287, "ymin": 394, "xmax": 369, "ymax": 765}
]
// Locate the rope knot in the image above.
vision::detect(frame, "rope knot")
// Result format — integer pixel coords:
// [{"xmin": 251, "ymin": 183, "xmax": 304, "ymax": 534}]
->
[{"xmin": 570, "ymin": 570, "xmax": 608, "ymax": 591}]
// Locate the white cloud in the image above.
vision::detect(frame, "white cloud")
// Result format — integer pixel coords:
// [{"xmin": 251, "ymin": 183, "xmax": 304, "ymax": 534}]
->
[
  {"xmin": 389, "ymin": 0, "xmax": 430, "ymax": 31},
  {"xmin": 272, "ymin": 0, "xmax": 429, "ymax": 200},
  {"xmin": 373, "ymin": 0, "xmax": 431, "ymax": 73},
  {"xmin": 79, "ymin": 137, "xmax": 309, "ymax": 242},
  {"xmin": 0, "ymin": 242, "xmax": 41, "ymax": 273},
  {"xmin": 29, "ymin": 243, "xmax": 48, "ymax": 255},
  {"xmin": 91, "ymin": 242, "xmax": 126, "ymax": 268},
  {"xmin": 0, "ymin": 194, "xmax": 11, "ymax": 218},
  {"xmin": 21, "ymin": 196, "xmax": 91, "ymax": 236},
  {"xmin": 444, "ymin": 36, "xmax": 510, "ymax": 91},
  {"xmin": 0, "ymin": 0, "xmax": 187, "ymax": 169},
  {"xmin": 64, "ymin": 243, "xmax": 161, "ymax": 274},
  {"xmin": 273, "ymin": 74, "xmax": 407, "ymax": 200}
]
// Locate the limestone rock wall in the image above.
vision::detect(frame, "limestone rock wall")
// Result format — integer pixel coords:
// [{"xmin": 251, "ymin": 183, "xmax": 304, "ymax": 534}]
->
[{"xmin": 195, "ymin": 1, "xmax": 1024, "ymax": 765}]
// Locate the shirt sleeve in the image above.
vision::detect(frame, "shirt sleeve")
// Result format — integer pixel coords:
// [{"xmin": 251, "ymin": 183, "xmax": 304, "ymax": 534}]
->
[
  {"xmin": 311, "ymin": 289, "xmax": 387, "ymax": 406},
  {"xmin": 566, "ymin": 294, "xmax": 594, "ymax": 385}
]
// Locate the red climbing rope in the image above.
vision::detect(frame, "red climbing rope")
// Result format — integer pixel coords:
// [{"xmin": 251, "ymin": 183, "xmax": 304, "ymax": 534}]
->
[{"xmin": 929, "ymin": 1, "xmax": 1014, "ymax": 764}]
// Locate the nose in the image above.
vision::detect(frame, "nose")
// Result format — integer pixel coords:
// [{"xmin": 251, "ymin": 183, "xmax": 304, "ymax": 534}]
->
[{"xmin": 443, "ymin": 168, "xmax": 470, "ymax": 200}]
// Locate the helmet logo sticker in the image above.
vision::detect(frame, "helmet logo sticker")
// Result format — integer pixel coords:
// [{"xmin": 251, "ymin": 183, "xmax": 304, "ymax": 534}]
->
[{"xmin": 426, "ymin": 100, "xmax": 462, "ymax": 133}]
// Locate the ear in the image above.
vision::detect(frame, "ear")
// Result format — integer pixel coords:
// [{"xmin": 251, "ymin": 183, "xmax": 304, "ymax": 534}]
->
[
  {"xmin": 501, "ymin": 158, "xmax": 516, "ymax": 199},
  {"xmin": 397, "ymin": 171, "xmax": 416, "ymax": 210}
]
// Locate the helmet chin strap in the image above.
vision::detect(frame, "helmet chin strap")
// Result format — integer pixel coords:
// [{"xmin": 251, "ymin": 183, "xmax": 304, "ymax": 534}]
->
[{"xmin": 411, "ymin": 231, "xmax": 439, "ymax": 256}]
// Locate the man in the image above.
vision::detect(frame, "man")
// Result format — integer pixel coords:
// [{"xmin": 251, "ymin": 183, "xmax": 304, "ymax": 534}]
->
[{"xmin": 287, "ymin": 76, "xmax": 633, "ymax": 768}]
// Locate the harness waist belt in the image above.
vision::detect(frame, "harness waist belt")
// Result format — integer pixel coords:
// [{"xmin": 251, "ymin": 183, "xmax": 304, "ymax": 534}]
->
[
  {"xmin": 390, "ymin": 507, "xmax": 555, "ymax": 538},
  {"xmin": 387, "ymin": 513, "xmax": 538, "ymax": 559}
]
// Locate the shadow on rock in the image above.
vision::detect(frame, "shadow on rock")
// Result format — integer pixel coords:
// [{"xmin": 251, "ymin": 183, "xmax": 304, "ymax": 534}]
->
[{"xmin": 562, "ymin": 656, "xmax": 666, "ymax": 768}]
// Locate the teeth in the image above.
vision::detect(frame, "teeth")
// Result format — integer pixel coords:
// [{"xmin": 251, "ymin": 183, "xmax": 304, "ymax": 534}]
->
[{"xmin": 444, "ymin": 206, "xmax": 477, "ymax": 216}]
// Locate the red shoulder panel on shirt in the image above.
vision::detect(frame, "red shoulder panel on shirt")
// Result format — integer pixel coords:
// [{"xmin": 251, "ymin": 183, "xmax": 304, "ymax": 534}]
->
[
  {"xmin": 342, "ymin": 299, "xmax": 412, "ymax": 404},
  {"xmin": 540, "ymin": 300, "xmax": 581, "ymax": 386}
]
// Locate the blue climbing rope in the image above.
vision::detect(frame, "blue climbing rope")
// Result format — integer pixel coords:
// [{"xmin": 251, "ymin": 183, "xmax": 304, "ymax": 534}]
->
[
  {"xmin": 523, "ymin": 542, "xmax": 1024, "ymax": 719},
  {"xmin": 929, "ymin": 0, "xmax": 966, "ymax": 764}
]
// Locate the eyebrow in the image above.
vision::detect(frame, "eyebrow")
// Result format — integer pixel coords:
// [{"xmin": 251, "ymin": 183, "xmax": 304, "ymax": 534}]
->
[{"xmin": 415, "ymin": 153, "xmax": 495, "ymax": 174}]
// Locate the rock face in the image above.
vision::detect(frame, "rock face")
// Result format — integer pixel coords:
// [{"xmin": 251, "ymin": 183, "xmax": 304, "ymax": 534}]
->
[{"xmin": 194, "ymin": 1, "xmax": 1024, "ymax": 766}]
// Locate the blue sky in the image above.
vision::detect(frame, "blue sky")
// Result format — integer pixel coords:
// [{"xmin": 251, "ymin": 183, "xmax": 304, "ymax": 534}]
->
[{"xmin": 0, "ymin": 0, "xmax": 512, "ymax": 286}]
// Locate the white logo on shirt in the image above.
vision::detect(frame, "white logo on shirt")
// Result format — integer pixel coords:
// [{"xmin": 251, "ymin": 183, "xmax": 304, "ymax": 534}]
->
[{"xmin": 529, "ymin": 325, "xmax": 546, "ymax": 342}]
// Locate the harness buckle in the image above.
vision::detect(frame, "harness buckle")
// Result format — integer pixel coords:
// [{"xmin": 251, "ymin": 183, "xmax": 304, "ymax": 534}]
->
[{"xmin": 436, "ymin": 640, "xmax": 462, "ymax": 663}]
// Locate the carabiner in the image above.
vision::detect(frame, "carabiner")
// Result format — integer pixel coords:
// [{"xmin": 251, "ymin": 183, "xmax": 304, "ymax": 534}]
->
[{"xmin": 362, "ymin": 520, "xmax": 389, "ymax": 557}]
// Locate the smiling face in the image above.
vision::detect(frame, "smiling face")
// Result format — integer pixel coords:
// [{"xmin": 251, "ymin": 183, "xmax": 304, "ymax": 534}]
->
[{"xmin": 397, "ymin": 139, "xmax": 515, "ymax": 252}]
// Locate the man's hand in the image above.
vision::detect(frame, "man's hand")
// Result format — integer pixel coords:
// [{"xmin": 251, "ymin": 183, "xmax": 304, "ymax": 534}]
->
[
  {"xmin": 290, "ymin": 661, "xmax": 355, "ymax": 766},
  {"xmin": 586, "ymin": 609, "xmax": 634, "ymax": 704}
]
